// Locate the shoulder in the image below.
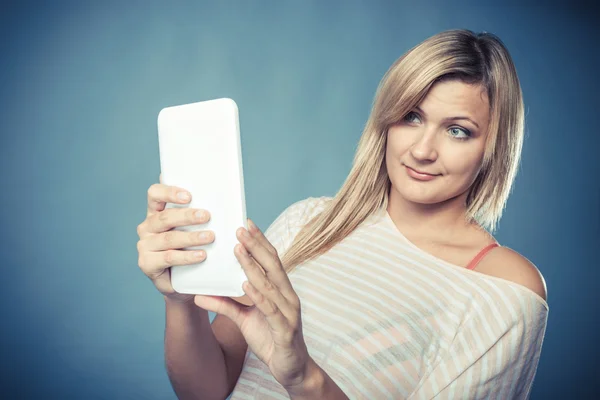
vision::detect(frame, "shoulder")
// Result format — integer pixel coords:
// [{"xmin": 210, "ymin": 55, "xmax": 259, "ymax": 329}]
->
[
  {"xmin": 278, "ymin": 196, "xmax": 333, "ymax": 227},
  {"xmin": 476, "ymin": 245, "xmax": 548, "ymax": 302},
  {"xmin": 262, "ymin": 196, "xmax": 332, "ymax": 249},
  {"xmin": 290, "ymin": 196, "xmax": 332, "ymax": 213}
]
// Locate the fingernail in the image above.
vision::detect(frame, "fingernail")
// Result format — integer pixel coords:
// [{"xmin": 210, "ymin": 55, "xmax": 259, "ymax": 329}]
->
[
  {"xmin": 178, "ymin": 192, "xmax": 190, "ymax": 201},
  {"xmin": 193, "ymin": 251, "xmax": 205, "ymax": 259}
]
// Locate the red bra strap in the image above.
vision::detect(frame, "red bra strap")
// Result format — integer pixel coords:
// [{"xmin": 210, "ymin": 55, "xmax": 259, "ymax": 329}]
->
[{"xmin": 466, "ymin": 243, "xmax": 500, "ymax": 270}]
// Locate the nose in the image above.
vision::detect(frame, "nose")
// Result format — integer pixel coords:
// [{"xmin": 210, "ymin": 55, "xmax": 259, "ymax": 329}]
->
[{"xmin": 409, "ymin": 130, "xmax": 438, "ymax": 161}]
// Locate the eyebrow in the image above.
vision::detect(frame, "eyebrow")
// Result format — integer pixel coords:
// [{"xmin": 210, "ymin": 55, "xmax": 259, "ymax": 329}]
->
[{"xmin": 414, "ymin": 106, "xmax": 480, "ymax": 129}]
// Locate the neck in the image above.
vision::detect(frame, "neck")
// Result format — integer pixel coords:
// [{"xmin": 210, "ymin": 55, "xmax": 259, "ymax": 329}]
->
[{"xmin": 386, "ymin": 186, "xmax": 473, "ymax": 240}]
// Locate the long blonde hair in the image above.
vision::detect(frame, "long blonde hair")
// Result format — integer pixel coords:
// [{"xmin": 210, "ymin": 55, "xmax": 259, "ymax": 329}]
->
[{"xmin": 280, "ymin": 29, "xmax": 525, "ymax": 274}]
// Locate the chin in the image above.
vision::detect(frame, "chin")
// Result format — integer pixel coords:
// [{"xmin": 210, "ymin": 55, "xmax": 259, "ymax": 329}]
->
[
  {"xmin": 390, "ymin": 172, "xmax": 464, "ymax": 206},
  {"xmin": 390, "ymin": 180, "xmax": 442, "ymax": 205},
  {"xmin": 400, "ymin": 190, "xmax": 447, "ymax": 205}
]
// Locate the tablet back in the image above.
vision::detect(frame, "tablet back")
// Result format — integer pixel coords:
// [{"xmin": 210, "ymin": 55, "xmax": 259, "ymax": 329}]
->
[{"xmin": 157, "ymin": 98, "xmax": 247, "ymax": 297}]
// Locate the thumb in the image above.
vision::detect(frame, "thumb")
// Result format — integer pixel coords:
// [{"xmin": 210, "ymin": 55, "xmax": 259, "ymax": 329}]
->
[{"xmin": 194, "ymin": 294, "xmax": 246, "ymax": 324}]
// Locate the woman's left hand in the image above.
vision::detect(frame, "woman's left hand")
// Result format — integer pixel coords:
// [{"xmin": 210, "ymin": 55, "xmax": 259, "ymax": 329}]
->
[{"xmin": 193, "ymin": 218, "xmax": 312, "ymax": 391}]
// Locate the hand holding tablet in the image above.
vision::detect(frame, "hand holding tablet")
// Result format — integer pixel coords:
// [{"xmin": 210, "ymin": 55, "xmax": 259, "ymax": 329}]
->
[{"xmin": 136, "ymin": 176, "xmax": 216, "ymax": 303}]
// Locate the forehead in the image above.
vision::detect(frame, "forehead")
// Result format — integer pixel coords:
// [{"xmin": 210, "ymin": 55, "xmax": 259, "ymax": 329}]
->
[{"xmin": 419, "ymin": 79, "xmax": 490, "ymax": 124}]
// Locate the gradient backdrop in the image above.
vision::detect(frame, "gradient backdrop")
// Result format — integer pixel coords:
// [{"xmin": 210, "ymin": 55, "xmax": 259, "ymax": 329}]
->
[{"xmin": 1, "ymin": 1, "xmax": 597, "ymax": 399}]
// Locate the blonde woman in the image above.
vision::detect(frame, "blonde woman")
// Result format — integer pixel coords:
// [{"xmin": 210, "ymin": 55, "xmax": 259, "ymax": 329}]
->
[{"xmin": 137, "ymin": 29, "xmax": 548, "ymax": 399}]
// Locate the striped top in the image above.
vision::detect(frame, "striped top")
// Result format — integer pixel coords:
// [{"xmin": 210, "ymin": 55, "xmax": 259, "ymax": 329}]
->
[{"xmin": 229, "ymin": 197, "xmax": 549, "ymax": 400}]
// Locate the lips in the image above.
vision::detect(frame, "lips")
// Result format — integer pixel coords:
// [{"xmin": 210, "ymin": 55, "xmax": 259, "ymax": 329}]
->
[{"xmin": 405, "ymin": 165, "xmax": 439, "ymax": 176}]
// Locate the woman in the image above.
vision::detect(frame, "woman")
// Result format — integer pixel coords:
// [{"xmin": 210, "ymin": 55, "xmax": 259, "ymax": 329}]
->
[{"xmin": 137, "ymin": 29, "xmax": 548, "ymax": 399}]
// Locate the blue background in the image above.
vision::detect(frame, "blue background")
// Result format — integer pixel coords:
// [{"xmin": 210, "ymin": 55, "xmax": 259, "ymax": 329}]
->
[{"xmin": 1, "ymin": 1, "xmax": 597, "ymax": 398}]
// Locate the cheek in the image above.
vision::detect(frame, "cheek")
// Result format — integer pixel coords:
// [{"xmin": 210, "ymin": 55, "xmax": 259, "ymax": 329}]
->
[
  {"xmin": 451, "ymin": 146, "xmax": 485, "ymax": 172},
  {"xmin": 446, "ymin": 151, "xmax": 485, "ymax": 189},
  {"xmin": 385, "ymin": 135, "xmax": 403, "ymax": 173},
  {"xmin": 385, "ymin": 129, "xmax": 408, "ymax": 160},
  {"xmin": 451, "ymin": 156, "xmax": 479, "ymax": 173}
]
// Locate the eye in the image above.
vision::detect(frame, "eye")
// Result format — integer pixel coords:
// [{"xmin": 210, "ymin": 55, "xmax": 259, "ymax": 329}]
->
[
  {"xmin": 403, "ymin": 111, "xmax": 421, "ymax": 124},
  {"xmin": 402, "ymin": 111, "xmax": 472, "ymax": 141},
  {"xmin": 448, "ymin": 127, "xmax": 472, "ymax": 140}
]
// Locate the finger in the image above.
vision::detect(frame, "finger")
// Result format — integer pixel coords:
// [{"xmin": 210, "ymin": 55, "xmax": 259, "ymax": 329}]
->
[
  {"xmin": 242, "ymin": 280, "xmax": 291, "ymax": 335},
  {"xmin": 143, "ymin": 229, "xmax": 215, "ymax": 252},
  {"xmin": 236, "ymin": 226, "xmax": 297, "ymax": 304},
  {"xmin": 153, "ymin": 267, "xmax": 181, "ymax": 296},
  {"xmin": 193, "ymin": 294, "xmax": 248, "ymax": 325},
  {"xmin": 147, "ymin": 183, "xmax": 192, "ymax": 217},
  {"xmin": 144, "ymin": 208, "xmax": 210, "ymax": 235},
  {"xmin": 235, "ymin": 243, "xmax": 293, "ymax": 327},
  {"xmin": 140, "ymin": 248, "xmax": 207, "ymax": 278},
  {"xmin": 247, "ymin": 219, "xmax": 278, "ymax": 256}
]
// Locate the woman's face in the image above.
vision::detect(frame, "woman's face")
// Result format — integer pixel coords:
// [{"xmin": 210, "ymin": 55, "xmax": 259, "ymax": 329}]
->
[{"xmin": 385, "ymin": 79, "xmax": 491, "ymax": 206}]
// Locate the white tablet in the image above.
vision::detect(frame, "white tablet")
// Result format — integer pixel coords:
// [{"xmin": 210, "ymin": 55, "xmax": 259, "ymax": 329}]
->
[{"xmin": 157, "ymin": 98, "xmax": 248, "ymax": 297}]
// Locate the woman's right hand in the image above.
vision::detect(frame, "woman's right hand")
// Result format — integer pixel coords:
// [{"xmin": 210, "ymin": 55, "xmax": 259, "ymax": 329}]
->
[{"xmin": 136, "ymin": 174, "xmax": 215, "ymax": 304}]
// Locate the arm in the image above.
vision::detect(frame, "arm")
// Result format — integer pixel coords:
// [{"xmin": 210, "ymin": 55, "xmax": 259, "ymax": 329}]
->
[{"xmin": 164, "ymin": 297, "xmax": 229, "ymax": 400}]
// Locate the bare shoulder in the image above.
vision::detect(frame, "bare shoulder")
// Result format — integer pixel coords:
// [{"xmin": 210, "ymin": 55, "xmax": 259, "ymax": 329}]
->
[{"xmin": 476, "ymin": 245, "xmax": 548, "ymax": 302}]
